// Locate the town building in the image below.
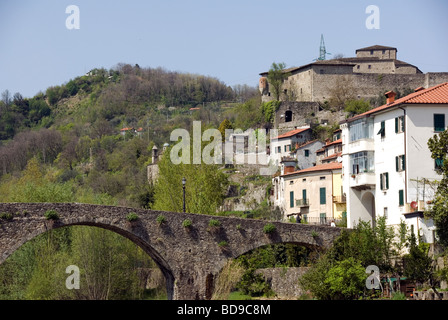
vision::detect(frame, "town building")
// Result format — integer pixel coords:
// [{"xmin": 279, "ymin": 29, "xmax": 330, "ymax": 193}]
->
[
  {"xmin": 272, "ymin": 162, "xmax": 346, "ymax": 223},
  {"xmin": 316, "ymin": 129, "xmax": 342, "ymax": 165},
  {"xmin": 340, "ymin": 82, "xmax": 448, "ymax": 243},
  {"xmin": 270, "ymin": 127, "xmax": 312, "ymax": 165}
]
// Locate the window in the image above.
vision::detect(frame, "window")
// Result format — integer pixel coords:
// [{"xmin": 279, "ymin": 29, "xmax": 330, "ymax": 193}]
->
[
  {"xmin": 320, "ymin": 176, "xmax": 326, "ymax": 180},
  {"xmin": 302, "ymin": 189, "xmax": 307, "ymax": 203},
  {"xmin": 290, "ymin": 191, "xmax": 294, "ymax": 208},
  {"xmin": 302, "ymin": 178, "xmax": 306, "ymax": 182},
  {"xmin": 396, "ymin": 155, "xmax": 405, "ymax": 172},
  {"xmin": 349, "ymin": 119, "xmax": 374, "ymax": 142},
  {"xmin": 304, "ymin": 149, "xmax": 310, "ymax": 157},
  {"xmin": 384, "ymin": 207, "xmax": 388, "ymax": 220},
  {"xmin": 377, "ymin": 121, "xmax": 385, "ymax": 138},
  {"xmin": 277, "ymin": 146, "xmax": 281, "ymax": 153},
  {"xmin": 368, "ymin": 65, "xmax": 372, "ymax": 69},
  {"xmin": 320, "ymin": 187, "xmax": 326, "ymax": 205},
  {"xmin": 399, "ymin": 190, "xmax": 404, "ymax": 206},
  {"xmin": 380, "ymin": 173, "xmax": 389, "ymax": 190},
  {"xmin": 395, "ymin": 116, "xmax": 405, "ymax": 133},
  {"xmin": 434, "ymin": 114, "xmax": 445, "ymax": 132},
  {"xmin": 284, "ymin": 145, "xmax": 291, "ymax": 152},
  {"xmin": 435, "ymin": 158, "xmax": 444, "ymax": 172},
  {"xmin": 350, "ymin": 151, "xmax": 375, "ymax": 174},
  {"xmin": 320, "ymin": 69, "xmax": 324, "ymax": 74},
  {"xmin": 370, "ymin": 50, "xmax": 374, "ymax": 55}
]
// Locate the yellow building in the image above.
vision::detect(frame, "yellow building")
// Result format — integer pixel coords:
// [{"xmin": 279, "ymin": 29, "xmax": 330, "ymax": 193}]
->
[{"xmin": 279, "ymin": 162, "xmax": 346, "ymax": 224}]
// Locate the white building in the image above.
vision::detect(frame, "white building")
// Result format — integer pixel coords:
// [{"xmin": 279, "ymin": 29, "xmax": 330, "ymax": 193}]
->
[
  {"xmin": 270, "ymin": 127, "xmax": 312, "ymax": 165},
  {"xmin": 340, "ymin": 82, "xmax": 448, "ymax": 243}
]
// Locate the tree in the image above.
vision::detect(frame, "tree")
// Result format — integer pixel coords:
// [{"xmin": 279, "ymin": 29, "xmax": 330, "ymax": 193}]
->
[
  {"xmin": 267, "ymin": 62, "xmax": 289, "ymax": 101},
  {"xmin": 218, "ymin": 119, "xmax": 233, "ymax": 140},
  {"xmin": 325, "ymin": 257, "xmax": 367, "ymax": 300},
  {"xmin": 427, "ymin": 129, "xmax": 448, "ymax": 247},
  {"xmin": 344, "ymin": 99, "xmax": 371, "ymax": 117},
  {"xmin": 403, "ymin": 232, "xmax": 433, "ymax": 288}
]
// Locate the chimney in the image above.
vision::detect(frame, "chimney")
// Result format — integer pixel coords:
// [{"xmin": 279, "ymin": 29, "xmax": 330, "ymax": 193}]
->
[{"xmin": 385, "ymin": 91, "xmax": 396, "ymax": 105}]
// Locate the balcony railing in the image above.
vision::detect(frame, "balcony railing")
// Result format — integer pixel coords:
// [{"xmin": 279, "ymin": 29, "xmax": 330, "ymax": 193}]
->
[
  {"xmin": 333, "ymin": 195, "xmax": 346, "ymax": 203},
  {"xmin": 296, "ymin": 199, "xmax": 310, "ymax": 207}
]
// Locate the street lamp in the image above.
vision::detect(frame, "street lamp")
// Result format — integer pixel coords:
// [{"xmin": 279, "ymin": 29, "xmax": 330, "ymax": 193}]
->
[{"xmin": 182, "ymin": 177, "xmax": 186, "ymax": 213}]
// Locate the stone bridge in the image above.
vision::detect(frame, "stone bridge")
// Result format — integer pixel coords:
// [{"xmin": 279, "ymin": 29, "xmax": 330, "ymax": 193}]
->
[{"xmin": 0, "ymin": 203, "xmax": 343, "ymax": 300}]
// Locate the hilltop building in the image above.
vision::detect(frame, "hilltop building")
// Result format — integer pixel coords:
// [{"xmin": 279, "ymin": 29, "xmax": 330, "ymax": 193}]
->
[{"xmin": 260, "ymin": 45, "xmax": 448, "ymax": 104}]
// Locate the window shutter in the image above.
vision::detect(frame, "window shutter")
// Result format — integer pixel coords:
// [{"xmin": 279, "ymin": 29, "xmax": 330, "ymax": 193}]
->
[
  {"xmin": 401, "ymin": 116, "xmax": 405, "ymax": 132},
  {"xmin": 395, "ymin": 117, "xmax": 398, "ymax": 133},
  {"xmin": 380, "ymin": 173, "xmax": 383, "ymax": 190},
  {"xmin": 399, "ymin": 190, "xmax": 404, "ymax": 206},
  {"xmin": 402, "ymin": 156, "xmax": 405, "ymax": 171},
  {"xmin": 395, "ymin": 156, "xmax": 399, "ymax": 171},
  {"xmin": 385, "ymin": 172, "xmax": 389, "ymax": 189},
  {"xmin": 434, "ymin": 114, "xmax": 445, "ymax": 132},
  {"xmin": 320, "ymin": 187, "xmax": 326, "ymax": 205},
  {"xmin": 290, "ymin": 191, "xmax": 294, "ymax": 208},
  {"xmin": 302, "ymin": 189, "xmax": 307, "ymax": 201}
]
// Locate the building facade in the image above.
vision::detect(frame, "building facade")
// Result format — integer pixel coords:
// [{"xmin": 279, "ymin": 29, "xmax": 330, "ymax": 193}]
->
[
  {"xmin": 273, "ymin": 162, "xmax": 345, "ymax": 223},
  {"xmin": 340, "ymin": 82, "xmax": 448, "ymax": 243}
]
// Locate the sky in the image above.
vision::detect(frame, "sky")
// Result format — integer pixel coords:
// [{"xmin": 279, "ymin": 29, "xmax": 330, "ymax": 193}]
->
[{"xmin": 1, "ymin": 0, "xmax": 448, "ymax": 98}]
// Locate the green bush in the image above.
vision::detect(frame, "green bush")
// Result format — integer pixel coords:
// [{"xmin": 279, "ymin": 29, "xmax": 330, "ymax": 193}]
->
[
  {"xmin": 208, "ymin": 219, "xmax": 221, "ymax": 228},
  {"xmin": 0, "ymin": 212, "xmax": 13, "ymax": 220},
  {"xmin": 156, "ymin": 214, "xmax": 166, "ymax": 225},
  {"xmin": 126, "ymin": 212, "xmax": 139, "ymax": 222},
  {"xmin": 263, "ymin": 223, "xmax": 276, "ymax": 234},
  {"xmin": 44, "ymin": 210, "xmax": 59, "ymax": 220},
  {"xmin": 182, "ymin": 219, "xmax": 192, "ymax": 228}
]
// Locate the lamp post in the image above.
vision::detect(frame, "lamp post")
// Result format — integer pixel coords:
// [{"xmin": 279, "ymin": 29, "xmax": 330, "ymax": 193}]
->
[{"xmin": 182, "ymin": 177, "xmax": 186, "ymax": 213}]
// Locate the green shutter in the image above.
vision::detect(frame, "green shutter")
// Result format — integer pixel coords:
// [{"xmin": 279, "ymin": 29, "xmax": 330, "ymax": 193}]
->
[
  {"xmin": 434, "ymin": 114, "xmax": 445, "ymax": 132},
  {"xmin": 302, "ymin": 189, "xmax": 307, "ymax": 201},
  {"xmin": 399, "ymin": 190, "xmax": 404, "ymax": 206},
  {"xmin": 380, "ymin": 173, "xmax": 383, "ymax": 190},
  {"xmin": 395, "ymin": 156, "xmax": 399, "ymax": 172},
  {"xmin": 290, "ymin": 191, "xmax": 294, "ymax": 208},
  {"xmin": 401, "ymin": 156, "xmax": 405, "ymax": 171},
  {"xmin": 401, "ymin": 116, "xmax": 405, "ymax": 132},
  {"xmin": 320, "ymin": 187, "xmax": 326, "ymax": 205},
  {"xmin": 395, "ymin": 117, "xmax": 398, "ymax": 133},
  {"xmin": 385, "ymin": 172, "xmax": 389, "ymax": 189}
]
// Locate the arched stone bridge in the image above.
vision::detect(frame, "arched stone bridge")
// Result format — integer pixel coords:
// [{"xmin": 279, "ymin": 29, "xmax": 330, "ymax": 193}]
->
[{"xmin": 0, "ymin": 203, "xmax": 343, "ymax": 300}]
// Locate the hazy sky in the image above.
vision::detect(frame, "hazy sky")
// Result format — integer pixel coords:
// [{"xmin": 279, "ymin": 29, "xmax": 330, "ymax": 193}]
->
[{"xmin": 1, "ymin": 0, "xmax": 448, "ymax": 97}]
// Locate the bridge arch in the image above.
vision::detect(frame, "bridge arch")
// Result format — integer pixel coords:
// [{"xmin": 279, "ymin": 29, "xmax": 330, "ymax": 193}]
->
[{"xmin": 0, "ymin": 202, "xmax": 342, "ymax": 300}]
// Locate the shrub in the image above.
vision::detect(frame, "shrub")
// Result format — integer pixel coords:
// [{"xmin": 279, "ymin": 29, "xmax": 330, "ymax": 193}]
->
[
  {"xmin": 0, "ymin": 212, "xmax": 13, "ymax": 220},
  {"xmin": 218, "ymin": 241, "xmax": 228, "ymax": 248},
  {"xmin": 126, "ymin": 212, "xmax": 139, "ymax": 222},
  {"xmin": 182, "ymin": 219, "xmax": 192, "ymax": 228},
  {"xmin": 156, "ymin": 214, "xmax": 166, "ymax": 225},
  {"xmin": 263, "ymin": 223, "xmax": 276, "ymax": 234},
  {"xmin": 209, "ymin": 219, "xmax": 221, "ymax": 228},
  {"xmin": 44, "ymin": 209, "xmax": 59, "ymax": 220}
]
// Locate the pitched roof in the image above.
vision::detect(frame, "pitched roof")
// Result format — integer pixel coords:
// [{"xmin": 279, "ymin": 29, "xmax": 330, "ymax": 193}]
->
[
  {"xmin": 343, "ymin": 82, "xmax": 448, "ymax": 123},
  {"xmin": 273, "ymin": 127, "xmax": 310, "ymax": 140},
  {"xmin": 281, "ymin": 162, "xmax": 342, "ymax": 177},
  {"xmin": 355, "ymin": 45, "xmax": 397, "ymax": 52}
]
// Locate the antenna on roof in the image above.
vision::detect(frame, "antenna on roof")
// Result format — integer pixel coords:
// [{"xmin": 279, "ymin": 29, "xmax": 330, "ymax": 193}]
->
[{"xmin": 315, "ymin": 34, "xmax": 332, "ymax": 61}]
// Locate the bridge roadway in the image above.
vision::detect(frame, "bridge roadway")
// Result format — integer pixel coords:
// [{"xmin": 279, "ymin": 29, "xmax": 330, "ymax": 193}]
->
[{"xmin": 0, "ymin": 202, "xmax": 342, "ymax": 300}]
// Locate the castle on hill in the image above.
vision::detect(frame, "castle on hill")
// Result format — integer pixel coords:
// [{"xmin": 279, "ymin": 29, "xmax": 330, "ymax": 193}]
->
[{"xmin": 259, "ymin": 45, "xmax": 448, "ymax": 104}]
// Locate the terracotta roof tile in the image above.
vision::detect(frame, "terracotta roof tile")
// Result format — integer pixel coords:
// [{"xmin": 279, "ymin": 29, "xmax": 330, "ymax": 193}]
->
[
  {"xmin": 281, "ymin": 162, "xmax": 342, "ymax": 177},
  {"xmin": 273, "ymin": 127, "xmax": 310, "ymax": 140}
]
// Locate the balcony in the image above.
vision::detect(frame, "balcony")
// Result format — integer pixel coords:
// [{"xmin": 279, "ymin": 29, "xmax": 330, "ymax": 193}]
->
[
  {"xmin": 333, "ymin": 195, "xmax": 346, "ymax": 203},
  {"xmin": 349, "ymin": 172, "xmax": 376, "ymax": 190},
  {"xmin": 296, "ymin": 199, "xmax": 310, "ymax": 207}
]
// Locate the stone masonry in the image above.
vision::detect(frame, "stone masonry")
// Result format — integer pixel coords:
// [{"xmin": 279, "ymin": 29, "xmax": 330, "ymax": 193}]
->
[{"xmin": 0, "ymin": 202, "xmax": 342, "ymax": 300}]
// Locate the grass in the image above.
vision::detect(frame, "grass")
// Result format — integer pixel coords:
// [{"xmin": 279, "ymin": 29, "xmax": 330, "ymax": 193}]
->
[{"xmin": 227, "ymin": 291, "xmax": 252, "ymax": 300}]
